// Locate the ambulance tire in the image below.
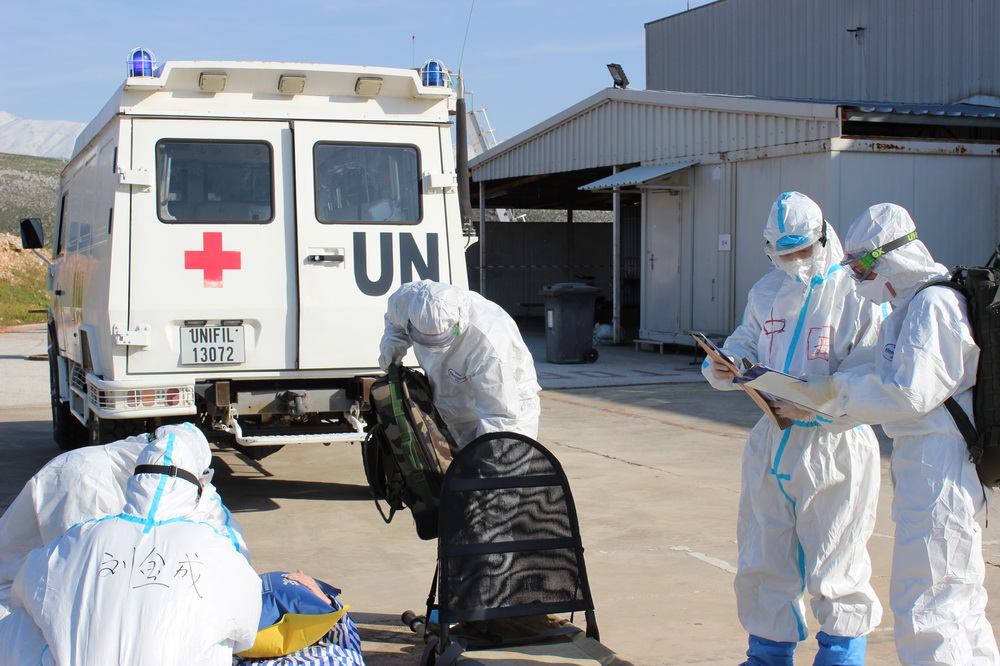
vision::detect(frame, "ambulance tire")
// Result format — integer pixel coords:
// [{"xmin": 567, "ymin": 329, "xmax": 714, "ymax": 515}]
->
[
  {"xmin": 49, "ymin": 344, "xmax": 88, "ymax": 451},
  {"xmin": 52, "ymin": 398, "xmax": 88, "ymax": 451},
  {"xmin": 88, "ymin": 413, "xmax": 146, "ymax": 447}
]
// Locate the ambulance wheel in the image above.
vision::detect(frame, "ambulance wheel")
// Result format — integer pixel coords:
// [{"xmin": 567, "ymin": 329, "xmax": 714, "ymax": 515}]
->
[
  {"xmin": 88, "ymin": 414, "xmax": 146, "ymax": 447},
  {"xmin": 584, "ymin": 348, "xmax": 599, "ymax": 363},
  {"xmin": 49, "ymin": 341, "xmax": 87, "ymax": 450},
  {"xmin": 52, "ymin": 396, "xmax": 88, "ymax": 451}
]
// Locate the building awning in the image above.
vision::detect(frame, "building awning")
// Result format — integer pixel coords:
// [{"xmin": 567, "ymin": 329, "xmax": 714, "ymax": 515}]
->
[{"xmin": 578, "ymin": 160, "xmax": 699, "ymax": 191}]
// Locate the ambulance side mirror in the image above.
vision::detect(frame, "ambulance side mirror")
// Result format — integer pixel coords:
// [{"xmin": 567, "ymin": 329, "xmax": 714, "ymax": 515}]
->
[{"xmin": 20, "ymin": 218, "xmax": 44, "ymax": 249}]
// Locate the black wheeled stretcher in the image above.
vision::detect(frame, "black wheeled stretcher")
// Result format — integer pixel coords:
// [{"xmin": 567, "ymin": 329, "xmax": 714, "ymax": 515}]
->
[{"xmin": 403, "ymin": 431, "xmax": 632, "ymax": 665}]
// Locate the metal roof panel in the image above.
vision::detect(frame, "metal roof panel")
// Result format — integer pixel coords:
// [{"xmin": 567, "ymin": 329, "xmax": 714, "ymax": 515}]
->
[{"xmin": 579, "ymin": 161, "xmax": 699, "ymax": 190}]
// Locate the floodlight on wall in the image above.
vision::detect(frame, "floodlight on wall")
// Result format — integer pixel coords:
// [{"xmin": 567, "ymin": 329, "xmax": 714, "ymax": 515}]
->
[{"xmin": 607, "ymin": 63, "xmax": 629, "ymax": 89}]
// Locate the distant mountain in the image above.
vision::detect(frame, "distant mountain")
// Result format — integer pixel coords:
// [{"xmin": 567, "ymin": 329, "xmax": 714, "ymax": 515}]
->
[
  {"xmin": 0, "ymin": 152, "xmax": 63, "ymax": 242},
  {"xmin": 0, "ymin": 112, "xmax": 85, "ymax": 160}
]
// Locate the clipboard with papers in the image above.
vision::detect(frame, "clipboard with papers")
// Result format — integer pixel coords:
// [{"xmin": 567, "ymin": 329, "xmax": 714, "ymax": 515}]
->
[
  {"xmin": 731, "ymin": 363, "xmax": 846, "ymax": 419},
  {"xmin": 690, "ymin": 332, "xmax": 791, "ymax": 430}
]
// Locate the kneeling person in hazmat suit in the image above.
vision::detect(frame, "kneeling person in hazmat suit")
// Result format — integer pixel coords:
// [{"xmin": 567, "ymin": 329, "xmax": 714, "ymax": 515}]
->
[
  {"xmin": 0, "ymin": 424, "xmax": 262, "ymax": 665},
  {"xmin": 0, "ymin": 423, "xmax": 248, "ymax": 619},
  {"xmin": 379, "ymin": 280, "xmax": 541, "ymax": 447},
  {"xmin": 701, "ymin": 192, "xmax": 884, "ymax": 666}
]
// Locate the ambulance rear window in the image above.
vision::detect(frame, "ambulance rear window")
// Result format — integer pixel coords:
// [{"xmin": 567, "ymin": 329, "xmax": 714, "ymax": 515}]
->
[
  {"xmin": 314, "ymin": 143, "xmax": 420, "ymax": 224},
  {"xmin": 155, "ymin": 140, "xmax": 274, "ymax": 223}
]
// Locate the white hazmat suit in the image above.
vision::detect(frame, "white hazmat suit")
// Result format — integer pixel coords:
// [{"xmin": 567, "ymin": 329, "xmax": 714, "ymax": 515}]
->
[
  {"xmin": 379, "ymin": 280, "xmax": 541, "ymax": 446},
  {"xmin": 1, "ymin": 424, "xmax": 261, "ymax": 665},
  {"xmin": 701, "ymin": 192, "xmax": 883, "ymax": 665},
  {"xmin": 0, "ymin": 425, "xmax": 248, "ymax": 618},
  {"xmin": 798, "ymin": 203, "xmax": 1000, "ymax": 665}
]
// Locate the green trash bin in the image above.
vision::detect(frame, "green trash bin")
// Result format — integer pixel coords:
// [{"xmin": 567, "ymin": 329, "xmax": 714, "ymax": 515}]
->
[{"xmin": 539, "ymin": 283, "xmax": 601, "ymax": 364}]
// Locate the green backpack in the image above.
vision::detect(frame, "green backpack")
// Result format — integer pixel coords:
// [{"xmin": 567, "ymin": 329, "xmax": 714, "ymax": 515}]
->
[{"xmin": 363, "ymin": 364, "xmax": 460, "ymax": 539}]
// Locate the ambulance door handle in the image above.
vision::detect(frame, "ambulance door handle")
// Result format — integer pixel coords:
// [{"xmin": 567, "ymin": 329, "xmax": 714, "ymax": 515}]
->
[{"xmin": 306, "ymin": 254, "xmax": 345, "ymax": 263}]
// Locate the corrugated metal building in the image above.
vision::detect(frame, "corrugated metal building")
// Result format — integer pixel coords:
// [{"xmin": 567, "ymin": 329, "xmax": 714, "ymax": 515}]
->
[
  {"xmin": 646, "ymin": 0, "xmax": 999, "ymax": 106},
  {"xmin": 469, "ymin": 0, "xmax": 1000, "ymax": 346}
]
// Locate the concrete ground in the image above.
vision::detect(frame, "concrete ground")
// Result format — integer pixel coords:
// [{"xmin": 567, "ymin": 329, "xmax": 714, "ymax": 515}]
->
[{"xmin": 1, "ymin": 322, "xmax": 999, "ymax": 665}]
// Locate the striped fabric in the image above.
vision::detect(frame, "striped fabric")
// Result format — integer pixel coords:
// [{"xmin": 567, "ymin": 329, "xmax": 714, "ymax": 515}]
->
[{"xmin": 234, "ymin": 598, "xmax": 365, "ymax": 666}]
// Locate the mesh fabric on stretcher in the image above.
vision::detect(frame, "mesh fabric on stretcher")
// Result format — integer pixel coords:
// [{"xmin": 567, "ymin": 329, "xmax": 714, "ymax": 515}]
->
[{"xmin": 437, "ymin": 432, "xmax": 595, "ymax": 622}]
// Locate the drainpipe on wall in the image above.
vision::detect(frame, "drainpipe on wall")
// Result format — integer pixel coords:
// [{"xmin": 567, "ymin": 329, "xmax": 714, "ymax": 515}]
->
[
  {"xmin": 455, "ymin": 72, "xmax": 474, "ymax": 230},
  {"xmin": 612, "ymin": 165, "xmax": 622, "ymax": 344},
  {"xmin": 479, "ymin": 181, "xmax": 486, "ymax": 298}
]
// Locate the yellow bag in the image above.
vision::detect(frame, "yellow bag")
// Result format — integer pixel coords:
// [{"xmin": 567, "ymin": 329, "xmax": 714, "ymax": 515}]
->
[{"xmin": 237, "ymin": 605, "xmax": 350, "ymax": 659}]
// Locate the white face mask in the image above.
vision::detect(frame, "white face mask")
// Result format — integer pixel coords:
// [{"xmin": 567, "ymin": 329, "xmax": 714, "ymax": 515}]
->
[
  {"xmin": 855, "ymin": 273, "xmax": 892, "ymax": 303},
  {"xmin": 772, "ymin": 243, "xmax": 822, "ymax": 282},
  {"xmin": 777, "ymin": 257, "xmax": 812, "ymax": 282}
]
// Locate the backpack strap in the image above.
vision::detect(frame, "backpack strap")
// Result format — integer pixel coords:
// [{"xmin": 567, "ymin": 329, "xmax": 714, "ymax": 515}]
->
[
  {"xmin": 388, "ymin": 365, "xmax": 439, "ymax": 512},
  {"xmin": 944, "ymin": 397, "xmax": 983, "ymax": 464},
  {"xmin": 916, "ymin": 280, "xmax": 983, "ymax": 465},
  {"xmin": 915, "ymin": 278, "xmax": 963, "ymax": 298}
]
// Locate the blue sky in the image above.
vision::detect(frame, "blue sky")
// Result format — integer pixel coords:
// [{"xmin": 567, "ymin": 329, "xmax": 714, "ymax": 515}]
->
[{"xmin": 1, "ymin": 0, "xmax": 713, "ymax": 142}]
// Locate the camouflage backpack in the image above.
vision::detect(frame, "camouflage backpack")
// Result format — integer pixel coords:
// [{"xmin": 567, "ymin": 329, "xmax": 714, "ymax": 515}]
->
[{"xmin": 363, "ymin": 364, "xmax": 460, "ymax": 539}]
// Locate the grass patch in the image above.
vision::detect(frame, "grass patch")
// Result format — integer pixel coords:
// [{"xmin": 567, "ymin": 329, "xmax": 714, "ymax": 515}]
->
[{"xmin": 0, "ymin": 264, "xmax": 49, "ymax": 326}]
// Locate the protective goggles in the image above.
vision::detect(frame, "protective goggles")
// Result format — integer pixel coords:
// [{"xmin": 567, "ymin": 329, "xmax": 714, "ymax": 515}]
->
[
  {"xmin": 407, "ymin": 320, "xmax": 460, "ymax": 347},
  {"xmin": 841, "ymin": 231, "xmax": 918, "ymax": 281},
  {"xmin": 765, "ymin": 220, "xmax": 828, "ymax": 256}
]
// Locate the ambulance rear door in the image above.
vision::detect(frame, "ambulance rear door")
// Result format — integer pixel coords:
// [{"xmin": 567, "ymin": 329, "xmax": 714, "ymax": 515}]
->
[
  {"xmin": 126, "ymin": 119, "xmax": 297, "ymax": 374},
  {"xmin": 293, "ymin": 121, "xmax": 460, "ymax": 370}
]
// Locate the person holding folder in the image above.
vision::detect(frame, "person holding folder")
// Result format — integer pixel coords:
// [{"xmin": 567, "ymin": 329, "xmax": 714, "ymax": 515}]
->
[
  {"xmin": 793, "ymin": 204, "xmax": 999, "ymax": 665},
  {"xmin": 700, "ymin": 191, "xmax": 885, "ymax": 666}
]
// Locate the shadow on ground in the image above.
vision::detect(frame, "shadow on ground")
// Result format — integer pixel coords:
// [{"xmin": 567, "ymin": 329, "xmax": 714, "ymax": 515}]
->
[{"xmin": 211, "ymin": 456, "xmax": 372, "ymax": 513}]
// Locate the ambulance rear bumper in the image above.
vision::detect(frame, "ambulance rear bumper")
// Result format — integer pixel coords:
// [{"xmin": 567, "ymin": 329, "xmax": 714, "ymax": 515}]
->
[
  {"xmin": 82, "ymin": 372, "xmax": 371, "ymax": 444},
  {"xmin": 85, "ymin": 373, "xmax": 197, "ymax": 419}
]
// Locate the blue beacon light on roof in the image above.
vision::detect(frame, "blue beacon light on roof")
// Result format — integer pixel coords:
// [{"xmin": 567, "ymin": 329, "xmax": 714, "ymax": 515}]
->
[
  {"xmin": 420, "ymin": 59, "xmax": 447, "ymax": 87},
  {"xmin": 128, "ymin": 47, "xmax": 156, "ymax": 78}
]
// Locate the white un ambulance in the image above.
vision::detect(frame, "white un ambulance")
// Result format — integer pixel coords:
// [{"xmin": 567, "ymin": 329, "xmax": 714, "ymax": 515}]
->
[{"xmin": 21, "ymin": 51, "xmax": 469, "ymax": 455}]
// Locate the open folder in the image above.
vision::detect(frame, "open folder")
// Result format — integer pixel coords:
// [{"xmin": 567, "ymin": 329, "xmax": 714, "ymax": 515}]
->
[
  {"xmin": 732, "ymin": 363, "xmax": 846, "ymax": 419},
  {"xmin": 690, "ymin": 332, "xmax": 791, "ymax": 430}
]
